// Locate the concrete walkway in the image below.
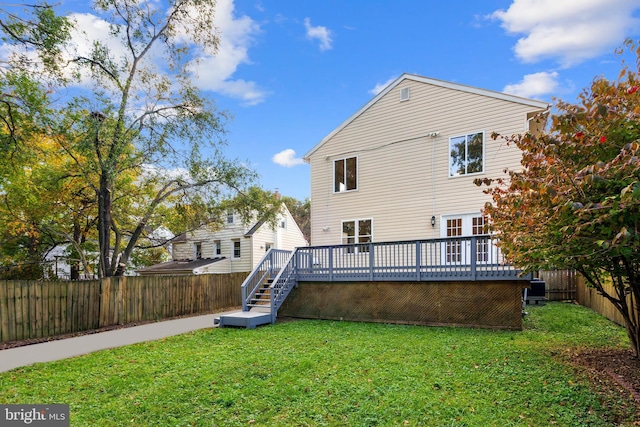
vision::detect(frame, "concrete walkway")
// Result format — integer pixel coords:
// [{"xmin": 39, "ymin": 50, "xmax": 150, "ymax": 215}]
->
[{"xmin": 0, "ymin": 311, "xmax": 235, "ymax": 373}]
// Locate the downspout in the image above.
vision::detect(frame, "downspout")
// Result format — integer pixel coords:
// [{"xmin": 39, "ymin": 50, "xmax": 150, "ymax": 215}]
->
[{"xmin": 430, "ymin": 132, "xmax": 440, "ymax": 237}]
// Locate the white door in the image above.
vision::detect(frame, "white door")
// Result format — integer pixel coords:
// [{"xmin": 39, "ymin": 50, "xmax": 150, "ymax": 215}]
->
[{"xmin": 440, "ymin": 214, "xmax": 496, "ymax": 265}]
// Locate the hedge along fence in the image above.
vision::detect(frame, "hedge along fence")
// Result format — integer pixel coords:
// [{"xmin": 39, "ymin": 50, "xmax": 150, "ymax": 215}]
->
[{"xmin": 0, "ymin": 273, "xmax": 246, "ymax": 343}]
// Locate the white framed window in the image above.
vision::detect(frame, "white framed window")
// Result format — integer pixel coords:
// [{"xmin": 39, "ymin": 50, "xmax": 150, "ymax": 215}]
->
[
  {"xmin": 334, "ymin": 156, "xmax": 358, "ymax": 193},
  {"xmin": 449, "ymin": 132, "xmax": 484, "ymax": 177},
  {"xmin": 214, "ymin": 240, "xmax": 221, "ymax": 256},
  {"xmin": 226, "ymin": 209, "xmax": 235, "ymax": 224},
  {"xmin": 265, "ymin": 242, "xmax": 273, "ymax": 253},
  {"xmin": 342, "ymin": 219, "xmax": 372, "ymax": 254},
  {"xmin": 194, "ymin": 242, "xmax": 202, "ymax": 260},
  {"xmin": 232, "ymin": 239, "xmax": 241, "ymax": 259},
  {"xmin": 280, "ymin": 217, "xmax": 287, "ymax": 229}
]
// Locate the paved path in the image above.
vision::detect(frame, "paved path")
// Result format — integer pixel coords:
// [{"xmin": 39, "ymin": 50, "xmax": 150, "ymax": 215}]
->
[{"xmin": 0, "ymin": 311, "xmax": 235, "ymax": 373}]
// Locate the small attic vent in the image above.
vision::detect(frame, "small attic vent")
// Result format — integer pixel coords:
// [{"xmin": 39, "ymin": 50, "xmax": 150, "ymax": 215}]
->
[{"xmin": 400, "ymin": 87, "xmax": 410, "ymax": 102}]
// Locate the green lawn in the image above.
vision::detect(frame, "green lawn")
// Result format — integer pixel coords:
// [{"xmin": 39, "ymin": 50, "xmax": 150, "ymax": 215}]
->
[{"xmin": 0, "ymin": 303, "xmax": 634, "ymax": 426}]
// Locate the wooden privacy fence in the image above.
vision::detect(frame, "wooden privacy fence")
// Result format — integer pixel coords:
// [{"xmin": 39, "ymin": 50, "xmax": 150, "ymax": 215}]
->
[
  {"xmin": 0, "ymin": 273, "xmax": 246, "ymax": 343},
  {"xmin": 539, "ymin": 269, "xmax": 577, "ymax": 301},
  {"xmin": 575, "ymin": 275, "xmax": 633, "ymax": 327}
]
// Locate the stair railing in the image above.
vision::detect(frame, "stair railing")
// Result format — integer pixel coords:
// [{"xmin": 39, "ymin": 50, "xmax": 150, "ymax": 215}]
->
[
  {"xmin": 241, "ymin": 249, "xmax": 291, "ymax": 311},
  {"xmin": 269, "ymin": 249, "xmax": 298, "ymax": 323}
]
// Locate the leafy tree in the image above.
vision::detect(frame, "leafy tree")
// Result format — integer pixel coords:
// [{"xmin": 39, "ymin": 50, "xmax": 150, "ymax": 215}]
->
[
  {"xmin": 65, "ymin": 0, "xmax": 281, "ymax": 277},
  {"xmin": 0, "ymin": 2, "xmax": 71, "ymax": 151},
  {"xmin": 281, "ymin": 196, "xmax": 310, "ymax": 243},
  {"xmin": 478, "ymin": 40, "xmax": 640, "ymax": 357},
  {"xmin": 1, "ymin": 0, "xmax": 279, "ymax": 278},
  {"xmin": 0, "ymin": 131, "xmax": 99, "ymax": 278}
]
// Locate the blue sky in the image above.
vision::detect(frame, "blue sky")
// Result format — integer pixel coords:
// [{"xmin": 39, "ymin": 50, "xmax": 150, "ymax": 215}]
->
[{"xmin": 53, "ymin": 0, "xmax": 640, "ymax": 200}]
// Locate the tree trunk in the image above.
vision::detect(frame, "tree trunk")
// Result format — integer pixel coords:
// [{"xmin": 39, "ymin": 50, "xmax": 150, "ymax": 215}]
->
[
  {"xmin": 625, "ymin": 319, "xmax": 640, "ymax": 359},
  {"xmin": 70, "ymin": 221, "xmax": 81, "ymax": 280},
  {"xmin": 97, "ymin": 174, "xmax": 112, "ymax": 277}
]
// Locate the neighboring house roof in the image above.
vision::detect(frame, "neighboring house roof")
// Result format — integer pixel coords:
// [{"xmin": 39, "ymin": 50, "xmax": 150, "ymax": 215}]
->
[
  {"xmin": 303, "ymin": 73, "xmax": 550, "ymax": 160},
  {"xmin": 136, "ymin": 257, "xmax": 226, "ymax": 275},
  {"xmin": 244, "ymin": 220, "xmax": 265, "ymax": 237},
  {"xmin": 170, "ymin": 233, "xmax": 188, "ymax": 243}
]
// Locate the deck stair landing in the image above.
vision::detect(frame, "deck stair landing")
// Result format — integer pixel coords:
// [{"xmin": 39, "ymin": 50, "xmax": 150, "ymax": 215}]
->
[{"xmin": 214, "ymin": 309, "xmax": 271, "ymax": 329}]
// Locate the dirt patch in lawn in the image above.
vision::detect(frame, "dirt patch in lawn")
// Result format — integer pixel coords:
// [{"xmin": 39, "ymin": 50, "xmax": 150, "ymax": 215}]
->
[{"xmin": 569, "ymin": 347, "xmax": 640, "ymax": 424}]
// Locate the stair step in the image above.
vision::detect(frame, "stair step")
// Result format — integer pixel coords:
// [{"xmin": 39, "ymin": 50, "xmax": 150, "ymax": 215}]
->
[{"xmin": 247, "ymin": 303, "xmax": 271, "ymax": 308}]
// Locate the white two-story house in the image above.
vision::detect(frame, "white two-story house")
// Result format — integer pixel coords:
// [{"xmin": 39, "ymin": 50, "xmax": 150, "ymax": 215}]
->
[
  {"xmin": 137, "ymin": 204, "xmax": 307, "ymax": 275},
  {"xmin": 304, "ymin": 73, "xmax": 549, "ymax": 250}
]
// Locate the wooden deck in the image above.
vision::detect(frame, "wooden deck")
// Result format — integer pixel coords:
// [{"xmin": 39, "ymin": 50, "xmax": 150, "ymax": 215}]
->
[{"xmin": 220, "ymin": 236, "xmax": 530, "ymax": 329}]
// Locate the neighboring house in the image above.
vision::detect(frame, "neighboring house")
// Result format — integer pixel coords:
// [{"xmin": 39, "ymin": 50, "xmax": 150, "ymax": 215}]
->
[
  {"xmin": 303, "ymin": 73, "xmax": 549, "ymax": 247},
  {"xmin": 137, "ymin": 204, "xmax": 308, "ymax": 276}
]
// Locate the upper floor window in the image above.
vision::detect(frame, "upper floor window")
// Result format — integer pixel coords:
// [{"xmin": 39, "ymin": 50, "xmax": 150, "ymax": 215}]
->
[
  {"xmin": 449, "ymin": 132, "xmax": 484, "ymax": 177},
  {"xmin": 226, "ymin": 209, "xmax": 235, "ymax": 224},
  {"xmin": 334, "ymin": 156, "xmax": 357, "ymax": 193},
  {"xmin": 214, "ymin": 240, "xmax": 221, "ymax": 256},
  {"xmin": 194, "ymin": 242, "xmax": 202, "ymax": 260}
]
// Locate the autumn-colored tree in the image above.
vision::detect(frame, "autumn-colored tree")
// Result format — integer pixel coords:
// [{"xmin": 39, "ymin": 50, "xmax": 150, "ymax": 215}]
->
[
  {"xmin": 0, "ymin": 131, "xmax": 99, "ymax": 278},
  {"xmin": 1, "ymin": 0, "xmax": 280, "ymax": 278},
  {"xmin": 478, "ymin": 40, "xmax": 640, "ymax": 357}
]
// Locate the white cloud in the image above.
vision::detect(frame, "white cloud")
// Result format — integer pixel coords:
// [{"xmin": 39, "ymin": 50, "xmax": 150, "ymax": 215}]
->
[
  {"xmin": 503, "ymin": 71, "xmax": 559, "ymax": 98},
  {"xmin": 66, "ymin": 1, "xmax": 267, "ymax": 105},
  {"xmin": 272, "ymin": 149, "xmax": 305, "ymax": 167},
  {"xmin": 304, "ymin": 18, "xmax": 333, "ymax": 51},
  {"xmin": 369, "ymin": 76, "xmax": 398, "ymax": 95},
  {"xmin": 189, "ymin": 0, "xmax": 268, "ymax": 105},
  {"xmin": 492, "ymin": 0, "xmax": 640, "ymax": 67}
]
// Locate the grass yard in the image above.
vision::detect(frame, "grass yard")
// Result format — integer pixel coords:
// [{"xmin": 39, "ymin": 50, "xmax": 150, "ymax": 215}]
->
[{"xmin": 0, "ymin": 302, "xmax": 635, "ymax": 426}]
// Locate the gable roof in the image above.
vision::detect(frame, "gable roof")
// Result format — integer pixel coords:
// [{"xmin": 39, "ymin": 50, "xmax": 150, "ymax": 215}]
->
[{"xmin": 303, "ymin": 73, "xmax": 550, "ymax": 160}]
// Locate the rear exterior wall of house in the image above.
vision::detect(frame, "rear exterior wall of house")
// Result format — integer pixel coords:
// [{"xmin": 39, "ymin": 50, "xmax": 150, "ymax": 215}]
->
[{"xmin": 307, "ymin": 78, "xmax": 547, "ymax": 246}]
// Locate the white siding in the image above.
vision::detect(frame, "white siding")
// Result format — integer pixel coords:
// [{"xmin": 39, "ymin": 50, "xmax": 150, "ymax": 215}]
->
[
  {"xmin": 168, "ymin": 205, "xmax": 307, "ymax": 273},
  {"xmin": 309, "ymin": 79, "xmax": 547, "ymax": 245}
]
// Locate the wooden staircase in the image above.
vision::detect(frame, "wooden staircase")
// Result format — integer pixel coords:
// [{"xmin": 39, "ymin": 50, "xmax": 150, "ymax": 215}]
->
[
  {"xmin": 214, "ymin": 249, "xmax": 297, "ymax": 329},
  {"xmin": 214, "ymin": 275, "xmax": 274, "ymax": 329},
  {"xmin": 246, "ymin": 278, "xmax": 272, "ymax": 309}
]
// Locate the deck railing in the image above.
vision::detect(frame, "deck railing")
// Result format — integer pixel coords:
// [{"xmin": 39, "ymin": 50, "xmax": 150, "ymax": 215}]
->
[
  {"xmin": 241, "ymin": 249, "xmax": 291, "ymax": 311},
  {"xmin": 269, "ymin": 250, "xmax": 298, "ymax": 322},
  {"xmin": 294, "ymin": 235, "xmax": 530, "ymax": 282}
]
